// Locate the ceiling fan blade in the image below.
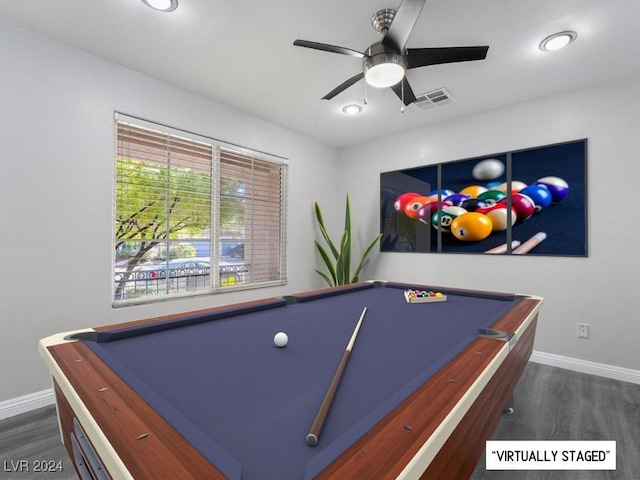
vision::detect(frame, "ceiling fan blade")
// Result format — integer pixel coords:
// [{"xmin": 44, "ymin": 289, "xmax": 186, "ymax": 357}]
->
[
  {"xmin": 382, "ymin": 0, "xmax": 426, "ymax": 52},
  {"xmin": 390, "ymin": 77, "xmax": 417, "ymax": 106},
  {"xmin": 322, "ymin": 73, "xmax": 365, "ymax": 100},
  {"xmin": 293, "ymin": 40, "xmax": 365, "ymax": 58},
  {"xmin": 407, "ymin": 46, "xmax": 489, "ymax": 69}
]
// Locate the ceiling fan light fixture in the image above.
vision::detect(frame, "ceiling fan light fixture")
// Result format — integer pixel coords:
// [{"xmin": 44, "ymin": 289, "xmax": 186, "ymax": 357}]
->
[
  {"xmin": 364, "ymin": 45, "xmax": 407, "ymax": 88},
  {"xmin": 365, "ymin": 62, "xmax": 405, "ymax": 88},
  {"xmin": 141, "ymin": 0, "xmax": 178, "ymax": 12},
  {"xmin": 539, "ymin": 31, "xmax": 577, "ymax": 51}
]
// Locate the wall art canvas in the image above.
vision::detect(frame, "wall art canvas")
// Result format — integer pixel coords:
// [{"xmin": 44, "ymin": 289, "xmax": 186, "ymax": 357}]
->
[{"xmin": 380, "ymin": 139, "xmax": 587, "ymax": 256}]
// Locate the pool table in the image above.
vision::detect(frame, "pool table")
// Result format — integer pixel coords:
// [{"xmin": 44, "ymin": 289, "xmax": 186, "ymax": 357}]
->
[{"xmin": 39, "ymin": 281, "xmax": 542, "ymax": 480}]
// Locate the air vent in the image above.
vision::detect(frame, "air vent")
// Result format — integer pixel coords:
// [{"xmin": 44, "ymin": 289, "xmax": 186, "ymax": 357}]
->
[{"xmin": 414, "ymin": 88, "xmax": 455, "ymax": 110}]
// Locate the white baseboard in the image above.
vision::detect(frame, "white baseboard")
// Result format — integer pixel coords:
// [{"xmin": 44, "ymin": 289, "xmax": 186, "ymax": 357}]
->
[
  {"xmin": 530, "ymin": 350, "xmax": 640, "ymax": 385},
  {"xmin": 1, "ymin": 353, "xmax": 638, "ymax": 421},
  {"xmin": 0, "ymin": 388, "xmax": 54, "ymax": 421}
]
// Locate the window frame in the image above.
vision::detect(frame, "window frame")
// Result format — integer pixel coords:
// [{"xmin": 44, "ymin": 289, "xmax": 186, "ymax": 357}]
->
[{"xmin": 113, "ymin": 113, "xmax": 288, "ymax": 306}]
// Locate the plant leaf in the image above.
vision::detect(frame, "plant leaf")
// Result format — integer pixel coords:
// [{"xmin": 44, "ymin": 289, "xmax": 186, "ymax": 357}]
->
[
  {"xmin": 315, "ymin": 269, "xmax": 335, "ymax": 287},
  {"xmin": 335, "ymin": 231, "xmax": 350, "ymax": 285},
  {"xmin": 315, "ymin": 241, "xmax": 337, "ymax": 285},
  {"xmin": 352, "ymin": 233, "xmax": 383, "ymax": 282},
  {"xmin": 342, "ymin": 194, "xmax": 352, "ymax": 282},
  {"xmin": 315, "ymin": 202, "xmax": 340, "ymax": 259}
]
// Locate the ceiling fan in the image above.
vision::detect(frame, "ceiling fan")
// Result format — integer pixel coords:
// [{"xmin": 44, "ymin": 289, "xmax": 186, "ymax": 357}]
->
[{"xmin": 293, "ymin": 0, "xmax": 489, "ymax": 106}]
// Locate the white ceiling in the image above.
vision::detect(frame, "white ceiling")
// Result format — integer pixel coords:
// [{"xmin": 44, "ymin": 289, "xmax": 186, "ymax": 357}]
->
[{"xmin": 1, "ymin": 0, "xmax": 639, "ymax": 148}]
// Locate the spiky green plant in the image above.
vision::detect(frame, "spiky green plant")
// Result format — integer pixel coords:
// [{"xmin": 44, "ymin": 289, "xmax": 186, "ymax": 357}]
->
[{"xmin": 314, "ymin": 194, "xmax": 382, "ymax": 286}]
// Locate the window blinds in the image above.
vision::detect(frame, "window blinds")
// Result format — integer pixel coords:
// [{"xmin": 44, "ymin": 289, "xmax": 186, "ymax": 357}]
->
[{"xmin": 114, "ymin": 118, "xmax": 287, "ymax": 303}]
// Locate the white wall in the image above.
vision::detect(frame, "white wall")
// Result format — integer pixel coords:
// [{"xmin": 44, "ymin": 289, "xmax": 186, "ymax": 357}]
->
[
  {"xmin": 338, "ymin": 76, "xmax": 640, "ymax": 372},
  {"xmin": 0, "ymin": 21, "xmax": 340, "ymax": 403},
  {"xmin": 2, "ymin": 16, "xmax": 639, "ymax": 406}
]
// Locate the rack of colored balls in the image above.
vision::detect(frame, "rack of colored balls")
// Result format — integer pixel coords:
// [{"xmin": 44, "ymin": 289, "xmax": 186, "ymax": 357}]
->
[
  {"xmin": 393, "ymin": 169, "xmax": 569, "ymax": 243},
  {"xmin": 404, "ymin": 289, "xmax": 447, "ymax": 304}
]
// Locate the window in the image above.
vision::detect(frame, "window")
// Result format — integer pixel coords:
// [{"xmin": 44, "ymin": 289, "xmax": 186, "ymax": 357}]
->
[{"xmin": 113, "ymin": 115, "xmax": 287, "ymax": 304}]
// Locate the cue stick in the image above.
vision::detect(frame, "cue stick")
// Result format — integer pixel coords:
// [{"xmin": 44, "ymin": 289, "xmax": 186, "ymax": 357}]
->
[
  {"xmin": 306, "ymin": 307, "xmax": 368, "ymax": 447},
  {"xmin": 513, "ymin": 232, "xmax": 547, "ymax": 254},
  {"xmin": 484, "ymin": 240, "xmax": 521, "ymax": 254}
]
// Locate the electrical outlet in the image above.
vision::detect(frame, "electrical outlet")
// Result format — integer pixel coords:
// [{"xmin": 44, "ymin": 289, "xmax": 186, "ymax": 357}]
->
[{"xmin": 577, "ymin": 323, "xmax": 590, "ymax": 339}]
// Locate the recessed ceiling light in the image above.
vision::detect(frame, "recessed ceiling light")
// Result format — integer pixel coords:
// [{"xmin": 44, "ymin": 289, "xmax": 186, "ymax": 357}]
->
[
  {"xmin": 539, "ymin": 31, "xmax": 577, "ymax": 51},
  {"xmin": 342, "ymin": 104, "xmax": 363, "ymax": 115},
  {"xmin": 142, "ymin": 0, "xmax": 178, "ymax": 12}
]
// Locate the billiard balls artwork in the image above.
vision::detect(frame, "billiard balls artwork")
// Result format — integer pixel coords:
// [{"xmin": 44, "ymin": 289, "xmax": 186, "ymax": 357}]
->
[
  {"xmin": 393, "ymin": 192, "xmax": 420, "ymax": 212},
  {"xmin": 472, "ymin": 158, "xmax": 505, "ymax": 181},
  {"xmin": 431, "ymin": 206, "xmax": 468, "ymax": 232},
  {"xmin": 499, "ymin": 193, "xmax": 535, "ymax": 222},
  {"xmin": 535, "ymin": 176, "xmax": 569, "ymax": 203},
  {"xmin": 519, "ymin": 185, "xmax": 552, "ymax": 212},
  {"xmin": 427, "ymin": 189, "xmax": 455, "ymax": 200},
  {"xmin": 477, "ymin": 190, "xmax": 506, "ymax": 204},
  {"xmin": 459, "ymin": 185, "xmax": 488, "ymax": 199},
  {"xmin": 417, "ymin": 200, "xmax": 451, "ymax": 224},
  {"xmin": 404, "ymin": 196, "xmax": 431, "ymax": 219},
  {"xmin": 459, "ymin": 198, "xmax": 490, "ymax": 212},
  {"xmin": 391, "ymin": 168, "xmax": 569, "ymax": 249},
  {"xmin": 274, "ymin": 332, "xmax": 288, "ymax": 348},
  {"xmin": 443, "ymin": 193, "xmax": 470, "ymax": 206},
  {"xmin": 476, "ymin": 204, "xmax": 516, "ymax": 231},
  {"xmin": 451, "ymin": 212, "xmax": 493, "ymax": 241},
  {"xmin": 493, "ymin": 180, "xmax": 527, "ymax": 194}
]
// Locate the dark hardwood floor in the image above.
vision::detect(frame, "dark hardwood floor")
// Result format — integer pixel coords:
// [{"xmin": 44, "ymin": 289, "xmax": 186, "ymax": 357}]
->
[
  {"xmin": 471, "ymin": 363, "xmax": 640, "ymax": 480},
  {"xmin": 0, "ymin": 405, "xmax": 73, "ymax": 479},
  {"xmin": 1, "ymin": 362, "xmax": 638, "ymax": 479}
]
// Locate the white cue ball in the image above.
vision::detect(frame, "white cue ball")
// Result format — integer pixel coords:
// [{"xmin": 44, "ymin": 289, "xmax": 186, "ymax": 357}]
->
[{"xmin": 274, "ymin": 332, "xmax": 288, "ymax": 348}]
